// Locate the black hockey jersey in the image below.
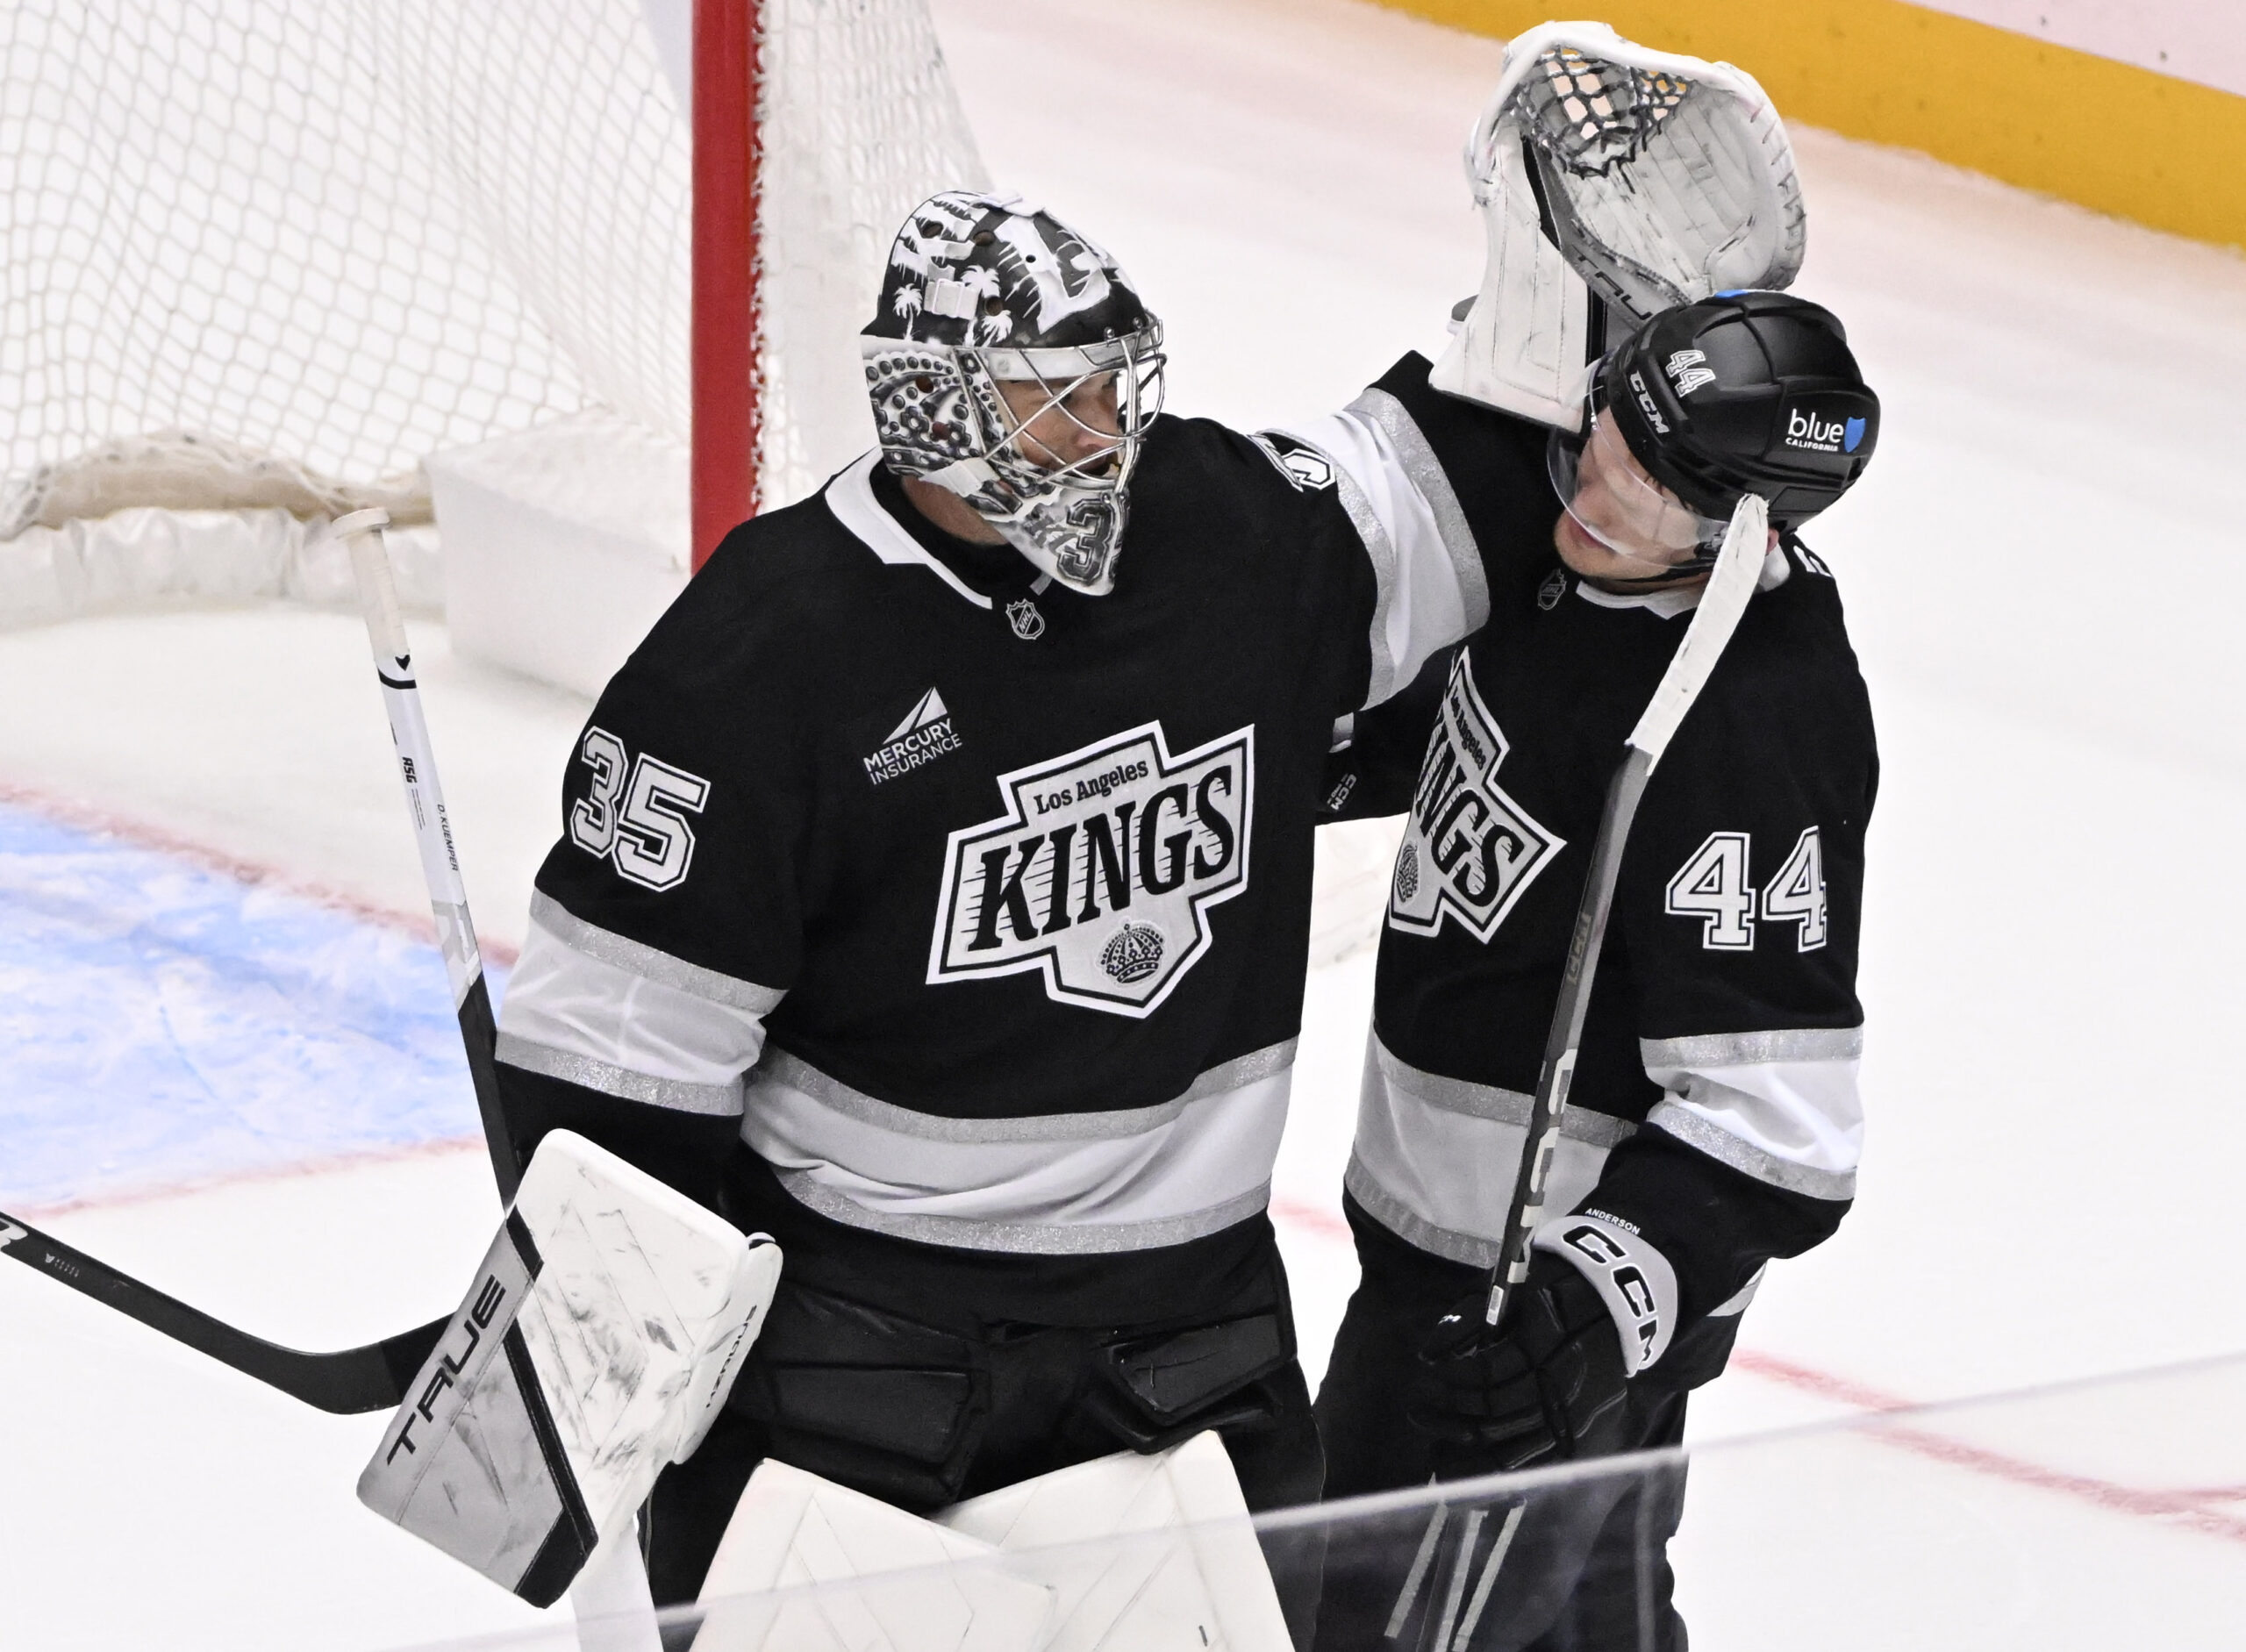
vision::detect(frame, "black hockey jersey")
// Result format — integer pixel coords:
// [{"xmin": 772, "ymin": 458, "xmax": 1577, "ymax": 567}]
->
[
  {"xmin": 1321, "ymin": 361, "xmax": 1878, "ymax": 1360},
  {"xmin": 494, "ymin": 367, "xmax": 1499, "ymax": 1325}
]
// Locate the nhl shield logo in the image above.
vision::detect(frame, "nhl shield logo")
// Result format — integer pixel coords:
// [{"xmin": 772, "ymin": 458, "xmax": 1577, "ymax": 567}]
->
[
  {"xmin": 1388, "ymin": 650, "xmax": 1564, "ymax": 943},
  {"xmin": 928, "ymin": 721, "xmax": 1255, "ymax": 1016}
]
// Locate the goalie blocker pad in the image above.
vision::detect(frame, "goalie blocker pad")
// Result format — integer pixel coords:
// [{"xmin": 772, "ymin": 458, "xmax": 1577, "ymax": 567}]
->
[
  {"xmin": 1434, "ymin": 20, "xmax": 1806, "ymax": 428},
  {"xmin": 359, "ymin": 1131, "xmax": 781, "ymax": 1606}
]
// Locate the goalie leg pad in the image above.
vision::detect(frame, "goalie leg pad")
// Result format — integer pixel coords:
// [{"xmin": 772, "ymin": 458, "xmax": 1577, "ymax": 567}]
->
[
  {"xmin": 938, "ymin": 1432, "xmax": 1296, "ymax": 1652},
  {"xmin": 693, "ymin": 1460, "xmax": 1053, "ymax": 1652},
  {"xmin": 358, "ymin": 1131, "xmax": 782, "ymax": 1606}
]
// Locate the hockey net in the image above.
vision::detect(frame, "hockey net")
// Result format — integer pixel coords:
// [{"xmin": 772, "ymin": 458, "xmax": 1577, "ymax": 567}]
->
[{"xmin": 0, "ymin": 0, "xmax": 984, "ymax": 541}]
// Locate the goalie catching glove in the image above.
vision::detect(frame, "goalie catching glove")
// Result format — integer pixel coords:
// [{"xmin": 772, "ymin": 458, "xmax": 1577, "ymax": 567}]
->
[
  {"xmin": 357, "ymin": 1131, "xmax": 781, "ymax": 1606},
  {"xmin": 1434, "ymin": 20, "xmax": 1807, "ymax": 427}
]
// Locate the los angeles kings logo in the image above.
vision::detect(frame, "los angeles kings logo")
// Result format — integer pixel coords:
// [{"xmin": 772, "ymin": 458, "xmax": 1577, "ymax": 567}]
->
[
  {"xmin": 929, "ymin": 722, "xmax": 1254, "ymax": 1017},
  {"xmin": 1389, "ymin": 651, "xmax": 1563, "ymax": 942}
]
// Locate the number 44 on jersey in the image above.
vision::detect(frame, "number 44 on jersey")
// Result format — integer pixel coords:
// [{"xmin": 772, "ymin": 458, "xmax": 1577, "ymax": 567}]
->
[{"xmin": 1664, "ymin": 827, "xmax": 1828, "ymax": 953}]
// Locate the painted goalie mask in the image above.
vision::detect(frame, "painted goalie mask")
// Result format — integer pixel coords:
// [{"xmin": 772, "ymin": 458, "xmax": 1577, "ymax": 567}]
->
[{"xmin": 863, "ymin": 192, "xmax": 1165, "ymax": 597}]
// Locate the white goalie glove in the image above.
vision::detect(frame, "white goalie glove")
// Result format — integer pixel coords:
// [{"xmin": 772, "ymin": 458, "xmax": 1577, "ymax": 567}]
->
[
  {"xmin": 1434, "ymin": 20, "xmax": 1806, "ymax": 428},
  {"xmin": 358, "ymin": 1132, "xmax": 782, "ymax": 1606}
]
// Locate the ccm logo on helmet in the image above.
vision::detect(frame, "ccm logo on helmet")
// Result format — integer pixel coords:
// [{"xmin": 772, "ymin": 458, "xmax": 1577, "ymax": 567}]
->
[{"xmin": 1785, "ymin": 406, "xmax": 1869, "ymax": 455}]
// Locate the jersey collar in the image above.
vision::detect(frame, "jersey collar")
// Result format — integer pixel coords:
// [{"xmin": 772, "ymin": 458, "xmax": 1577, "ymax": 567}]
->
[
  {"xmin": 824, "ymin": 451, "xmax": 995, "ymax": 611},
  {"xmin": 1570, "ymin": 544, "xmax": 1792, "ymax": 619}
]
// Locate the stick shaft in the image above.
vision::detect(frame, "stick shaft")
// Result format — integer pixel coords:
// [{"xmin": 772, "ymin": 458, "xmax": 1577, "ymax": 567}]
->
[
  {"xmin": 1483, "ymin": 497, "xmax": 1767, "ymax": 1327},
  {"xmin": 335, "ymin": 510, "xmax": 519, "ymax": 1204}
]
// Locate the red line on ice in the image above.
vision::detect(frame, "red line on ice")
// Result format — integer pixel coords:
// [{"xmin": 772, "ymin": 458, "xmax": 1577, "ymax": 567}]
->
[
  {"xmin": 19, "ymin": 1135, "xmax": 489, "ymax": 1222},
  {"xmin": 0, "ymin": 779, "xmax": 519, "ymax": 966},
  {"xmin": 1270, "ymin": 1195, "xmax": 1353, "ymax": 1241},
  {"xmin": 1730, "ymin": 1348, "xmax": 2246, "ymax": 1544}
]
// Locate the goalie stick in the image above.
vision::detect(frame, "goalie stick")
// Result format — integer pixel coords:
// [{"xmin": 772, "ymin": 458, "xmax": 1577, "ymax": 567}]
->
[
  {"xmin": 0, "ymin": 512, "xmax": 521, "ymax": 1416},
  {"xmin": 1389, "ymin": 496, "xmax": 1769, "ymax": 1644},
  {"xmin": 0, "ymin": 1210, "xmax": 441, "ymax": 1412}
]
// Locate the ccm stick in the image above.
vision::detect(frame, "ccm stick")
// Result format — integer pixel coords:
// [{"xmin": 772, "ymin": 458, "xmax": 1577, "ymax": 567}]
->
[
  {"xmin": 1390, "ymin": 496, "xmax": 1770, "ymax": 1649},
  {"xmin": 0, "ymin": 511, "xmax": 526, "ymax": 1414}
]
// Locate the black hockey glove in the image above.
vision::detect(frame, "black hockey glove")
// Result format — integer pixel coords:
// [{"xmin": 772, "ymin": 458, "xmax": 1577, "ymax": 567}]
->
[{"xmin": 1408, "ymin": 1250, "xmax": 1630, "ymax": 1477}]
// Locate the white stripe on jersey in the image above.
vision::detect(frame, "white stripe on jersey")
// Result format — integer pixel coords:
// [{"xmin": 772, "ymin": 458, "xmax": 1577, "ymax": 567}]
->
[
  {"xmin": 1346, "ymin": 1033, "xmax": 1633, "ymax": 1269},
  {"xmin": 1269, "ymin": 394, "xmax": 1488, "ymax": 710},
  {"xmin": 740, "ymin": 1041, "xmax": 1296, "ymax": 1254},
  {"xmin": 496, "ymin": 893, "xmax": 783, "ymax": 1119},
  {"xmin": 1641, "ymin": 1026, "xmax": 1863, "ymax": 1200}
]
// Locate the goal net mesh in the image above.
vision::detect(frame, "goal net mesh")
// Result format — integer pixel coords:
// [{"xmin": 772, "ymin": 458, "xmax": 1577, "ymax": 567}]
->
[{"xmin": 0, "ymin": 0, "xmax": 985, "ymax": 534}]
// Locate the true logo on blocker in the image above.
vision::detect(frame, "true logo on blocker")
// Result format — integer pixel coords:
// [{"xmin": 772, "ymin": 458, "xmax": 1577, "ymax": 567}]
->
[{"xmin": 928, "ymin": 722, "xmax": 1254, "ymax": 1016}]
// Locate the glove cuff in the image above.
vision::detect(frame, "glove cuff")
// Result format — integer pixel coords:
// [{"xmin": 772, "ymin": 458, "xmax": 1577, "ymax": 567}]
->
[{"xmin": 1534, "ymin": 1209, "xmax": 1678, "ymax": 1376}]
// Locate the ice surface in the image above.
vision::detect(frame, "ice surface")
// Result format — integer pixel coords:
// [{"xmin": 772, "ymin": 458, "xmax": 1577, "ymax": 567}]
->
[
  {"xmin": 0, "ymin": 799, "xmax": 492, "ymax": 1209},
  {"xmin": 4, "ymin": 0, "xmax": 2246, "ymax": 1645}
]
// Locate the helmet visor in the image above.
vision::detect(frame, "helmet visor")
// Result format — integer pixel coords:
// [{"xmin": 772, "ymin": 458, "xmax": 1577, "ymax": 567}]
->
[{"xmin": 1547, "ymin": 411, "xmax": 1730, "ymax": 575}]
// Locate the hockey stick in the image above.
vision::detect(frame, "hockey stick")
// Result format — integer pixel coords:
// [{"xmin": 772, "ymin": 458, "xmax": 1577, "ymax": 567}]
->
[
  {"xmin": 333, "ymin": 506, "xmax": 521, "ymax": 1204},
  {"xmin": 0, "ymin": 514, "xmax": 523, "ymax": 1415},
  {"xmin": 1483, "ymin": 496, "xmax": 1767, "ymax": 1327},
  {"xmin": 333, "ymin": 513, "xmax": 668, "ymax": 1636},
  {"xmin": 0, "ymin": 1211, "xmax": 443, "ymax": 1412},
  {"xmin": 1387, "ymin": 496, "xmax": 1769, "ymax": 1643}
]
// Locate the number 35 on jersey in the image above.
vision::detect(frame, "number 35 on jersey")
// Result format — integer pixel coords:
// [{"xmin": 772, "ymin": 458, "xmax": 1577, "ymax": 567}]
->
[
  {"xmin": 1664, "ymin": 827, "xmax": 1828, "ymax": 952},
  {"xmin": 568, "ymin": 726, "xmax": 712, "ymax": 891}
]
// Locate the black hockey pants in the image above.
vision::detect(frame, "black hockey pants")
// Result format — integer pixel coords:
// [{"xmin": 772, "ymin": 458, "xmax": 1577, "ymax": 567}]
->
[
  {"xmin": 644, "ymin": 1269, "xmax": 1327, "ymax": 1642},
  {"xmin": 1313, "ymin": 1196, "xmax": 1699, "ymax": 1652}
]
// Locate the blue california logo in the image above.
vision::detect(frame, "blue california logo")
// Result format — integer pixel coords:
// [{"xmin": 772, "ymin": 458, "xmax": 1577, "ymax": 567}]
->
[{"xmin": 1842, "ymin": 417, "xmax": 1867, "ymax": 454}]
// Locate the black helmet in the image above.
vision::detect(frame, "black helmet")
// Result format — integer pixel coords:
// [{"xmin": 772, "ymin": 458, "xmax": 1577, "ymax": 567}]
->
[{"xmin": 1599, "ymin": 290, "xmax": 1878, "ymax": 533}]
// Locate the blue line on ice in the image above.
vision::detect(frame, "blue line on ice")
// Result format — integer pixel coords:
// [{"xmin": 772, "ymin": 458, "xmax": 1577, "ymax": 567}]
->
[{"xmin": 0, "ymin": 802, "xmax": 499, "ymax": 1207}]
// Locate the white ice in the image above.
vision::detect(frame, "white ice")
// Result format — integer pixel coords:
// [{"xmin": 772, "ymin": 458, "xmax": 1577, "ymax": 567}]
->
[{"xmin": 4, "ymin": 0, "xmax": 2245, "ymax": 1645}]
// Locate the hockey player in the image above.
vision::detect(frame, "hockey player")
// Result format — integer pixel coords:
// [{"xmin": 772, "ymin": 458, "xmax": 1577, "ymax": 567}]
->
[
  {"xmin": 489, "ymin": 190, "xmax": 1506, "ymax": 1616},
  {"xmin": 1312, "ymin": 291, "xmax": 1882, "ymax": 1650}
]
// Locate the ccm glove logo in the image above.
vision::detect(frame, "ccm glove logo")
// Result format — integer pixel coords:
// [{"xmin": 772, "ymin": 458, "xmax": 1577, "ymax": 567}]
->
[
  {"xmin": 569, "ymin": 726, "xmax": 712, "ymax": 891},
  {"xmin": 1534, "ymin": 1212, "xmax": 1679, "ymax": 1376}
]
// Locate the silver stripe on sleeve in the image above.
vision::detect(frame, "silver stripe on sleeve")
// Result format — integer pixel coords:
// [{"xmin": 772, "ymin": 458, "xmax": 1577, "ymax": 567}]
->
[
  {"xmin": 497, "ymin": 1032, "xmax": 745, "ymax": 1118},
  {"xmin": 740, "ymin": 1047, "xmax": 1294, "ymax": 1254},
  {"xmin": 1271, "ymin": 408, "xmax": 1485, "ymax": 711},
  {"xmin": 1325, "ymin": 452, "xmax": 1402, "ymax": 707},
  {"xmin": 1346, "ymin": 387, "xmax": 1489, "ymax": 633},
  {"xmin": 1641, "ymin": 1026, "xmax": 1864, "ymax": 1069},
  {"xmin": 498, "ymin": 903, "xmax": 776, "ymax": 1108},
  {"xmin": 528, "ymin": 891, "xmax": 784, "ymax": 1012},
  {"xmin": 1641, "ymin": 1025, "xmax": 1863, "ymax": 1199},
  {"xmin": 1648, "ymin": 1098, "xmax": 1858, "ymax": 1200}
]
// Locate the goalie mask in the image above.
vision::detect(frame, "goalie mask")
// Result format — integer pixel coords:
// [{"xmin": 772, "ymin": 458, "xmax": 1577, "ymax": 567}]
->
[
  {"xmin": 863, "ymin": 192, "xmax": 1165, "ymax": 597},
  {"xmin": 1549, "ymin": 291, "xmax": 1879, "ymax": 581}
]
